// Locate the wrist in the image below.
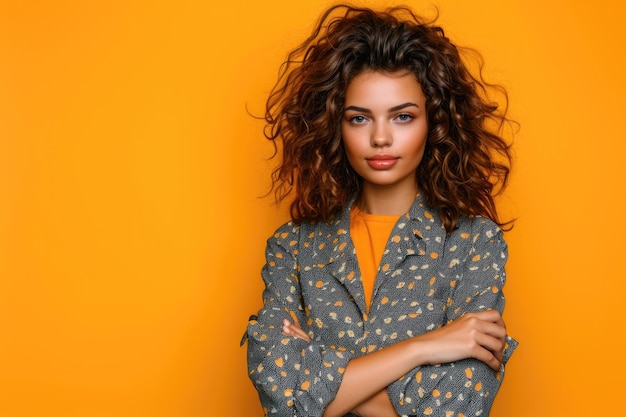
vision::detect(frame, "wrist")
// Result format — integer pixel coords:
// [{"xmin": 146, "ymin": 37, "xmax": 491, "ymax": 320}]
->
[{"xmin": 405, "ymin": 335, "xmax": 433, "ymax": 367}]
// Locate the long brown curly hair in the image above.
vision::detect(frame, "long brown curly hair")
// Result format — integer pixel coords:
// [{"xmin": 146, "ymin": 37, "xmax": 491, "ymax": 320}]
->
[{"xmin": 264, "ymin": 4, "xmax": 514, "ymax": 232}]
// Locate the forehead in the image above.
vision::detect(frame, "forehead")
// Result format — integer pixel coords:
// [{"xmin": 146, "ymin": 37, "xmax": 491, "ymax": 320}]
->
[{"xmin": 344, "ymin": 70, "xmax": 425, "ymax": 104}]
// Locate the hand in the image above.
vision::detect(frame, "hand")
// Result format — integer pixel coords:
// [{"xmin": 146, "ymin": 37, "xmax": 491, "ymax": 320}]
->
[
  {"xmin": 418, "ymin": 309, "xmax": 506, "ymax": 371},
  {"xmin": 282, "ymin": 319, "xmax": 311, "ymax": 343}
]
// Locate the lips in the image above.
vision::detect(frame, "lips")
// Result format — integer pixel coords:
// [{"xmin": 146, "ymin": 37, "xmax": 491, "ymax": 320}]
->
[{"xmin": 366, "ymin": 154, "xmax": 399, "ymax": 169}]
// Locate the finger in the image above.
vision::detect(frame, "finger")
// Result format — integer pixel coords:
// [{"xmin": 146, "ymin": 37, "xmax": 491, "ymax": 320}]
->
[
  {"xmin": 470, "ymin": 342, "xmax": 502, "ymax": 371},
  {"xmin": 282, "ymin": 320, "xmax": 311, "ymax": 342},
  {"xmin": 474, "ymin": 309, "xmax": 503, "ymax": 324},
  {"xmin": 283, "ymin": 320, "xmax": 305, "ymax": 336},
  {"xmin": 480, "ymin": 320, "xmax": 507, "ymax": 341},
  {"xmin": 474, "ymin": 333, "xmax": 504, "ymax": 368},
  {"xmin": 282, "ymin": 319, "xmax": 294, "ymax": 336},
  {"xmin": 476, "ymin": 328, "xmax": 505, "ymax": 353},
  {"xmin": 290, "ymin": 324, "xmax": 310, "ymax": 340},
  {"xmin": 458, "ymin": 316, "xmax": 505, "ymax": 368},
  {"xmin": 495, "ymin": 348, "xmax": 503, "ymax": 365},
  {"xmin": 479, "ymin": 350, "xmax": 502, "ymax": 371}
]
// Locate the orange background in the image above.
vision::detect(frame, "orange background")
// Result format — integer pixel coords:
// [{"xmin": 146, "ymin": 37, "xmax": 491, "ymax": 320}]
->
[{"xmin": 1, "ymin": 1, "xmax": 625, "ymax": 416}]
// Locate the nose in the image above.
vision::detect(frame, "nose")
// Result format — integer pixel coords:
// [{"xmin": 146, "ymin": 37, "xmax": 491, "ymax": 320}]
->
[{"xmin": 371, "ymin": 121, "xmax": 392, "ymax": 147}]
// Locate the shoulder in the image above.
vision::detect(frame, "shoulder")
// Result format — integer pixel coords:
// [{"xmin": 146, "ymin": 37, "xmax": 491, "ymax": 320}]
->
[
  {"xmin": 265, "ymin": 217, "xmax": 343, "ymax": 246},
  {"xmin": 266, "ymin": 220, "xmax": 302, "ymax": 246},
  {"xmin": 270, "ymin": 220, "xmax": 301, "ymax": 237},
  {"xmin": 265, "ymin": 214, "xmax": 350, "ymax": 263},
  {"xmin": 456, "ymin": 216, "xmax": 503, "ymax": 235},
  {"xmin": 448, "ymin": 216, "xmax": 506, "ymax": 253}
]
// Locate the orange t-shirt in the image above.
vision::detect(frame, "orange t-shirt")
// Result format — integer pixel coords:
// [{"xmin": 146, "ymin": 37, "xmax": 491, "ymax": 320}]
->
[{"xmin": 350, "ymin": 206, "xmax": 400, "ymax": 312}]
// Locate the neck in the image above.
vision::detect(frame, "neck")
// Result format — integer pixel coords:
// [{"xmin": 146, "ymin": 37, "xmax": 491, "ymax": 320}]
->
[{"xmin": 356, "ymin": 183, "xmax": 418, "ymax": 216}]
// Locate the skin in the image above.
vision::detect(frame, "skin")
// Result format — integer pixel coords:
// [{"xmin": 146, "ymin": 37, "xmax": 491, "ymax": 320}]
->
[
  {"xmin": 341, "ymin": 69, "xmax": 429, "ymax": 216},
  {"xmin": 282, "ymin": 70, "xmax": 507, "ymax": 417}
]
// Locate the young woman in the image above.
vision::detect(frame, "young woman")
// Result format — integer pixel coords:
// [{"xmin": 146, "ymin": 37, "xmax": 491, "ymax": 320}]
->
[{"xmin": 244, "ymin": 4, "xmax": 518, "ymax": 417}]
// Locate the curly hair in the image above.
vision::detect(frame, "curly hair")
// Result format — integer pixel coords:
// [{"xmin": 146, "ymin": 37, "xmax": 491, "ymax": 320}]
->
[{"xmin": 264, "ymin": 4, "xmax": 514, "ymax": 232}]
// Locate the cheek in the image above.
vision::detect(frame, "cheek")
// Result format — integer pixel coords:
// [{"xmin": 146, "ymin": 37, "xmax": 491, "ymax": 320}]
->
[
  {"xmin": 400, "ymin": 130, "xmax": 427, "ymax": 152},
  {"xmin": 342, "ymin": 141, "xmax": 359, "ymax": 163},
  {"xmin": 341, "ymin": 129, "xmax": 363, "ymax": 157},
  {"xmin": 414, "ymin": 125, "xmax": 429, "ymax": 152}
]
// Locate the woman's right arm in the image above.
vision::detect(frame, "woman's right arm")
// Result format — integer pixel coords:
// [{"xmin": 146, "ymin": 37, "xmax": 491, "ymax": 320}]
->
[{"xmin": 245, "ymin": 223, "xmax": 355, "ymax": 417}]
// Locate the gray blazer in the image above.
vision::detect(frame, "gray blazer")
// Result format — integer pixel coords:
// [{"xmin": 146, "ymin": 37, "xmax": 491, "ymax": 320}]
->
[{"xmin": 245, "ymin": 193, "xmax": 517, "ymax": 417}]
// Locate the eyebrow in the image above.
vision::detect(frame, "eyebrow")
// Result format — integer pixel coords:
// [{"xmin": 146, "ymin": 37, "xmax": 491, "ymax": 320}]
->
[{"xmin": 344, "ymin": 102, "xmax": 420, "ymax": 113}]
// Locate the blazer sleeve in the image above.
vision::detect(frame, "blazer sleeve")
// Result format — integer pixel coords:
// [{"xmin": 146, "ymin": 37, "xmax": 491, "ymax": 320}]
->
[
  {"xmin": 245, "ymin": 222, "xmax": 353, "ymax": 417},
  {"xmin": 387, "ymin": 218, "xmax": 518, "ymax": 417}
]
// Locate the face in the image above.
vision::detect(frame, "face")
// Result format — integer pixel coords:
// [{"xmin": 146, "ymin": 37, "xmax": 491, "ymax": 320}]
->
[{"xmin": 341, "ymin": 70, "xmax": 428, "ymax": 195}]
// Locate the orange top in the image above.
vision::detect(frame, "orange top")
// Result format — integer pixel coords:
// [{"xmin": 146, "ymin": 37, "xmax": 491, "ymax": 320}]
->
[{"xmin": 350, "ymin": 206, "xmax": 400, "ymax": 312}]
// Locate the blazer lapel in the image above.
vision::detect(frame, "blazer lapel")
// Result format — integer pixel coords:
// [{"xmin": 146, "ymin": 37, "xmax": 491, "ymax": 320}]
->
[
  {"xmin": 373, "ymin": 193, "xmax": 446, "ymax": 296},
  {"xmin": 325, "ymin": 213, "xmax": 369, "ymax": 316}
]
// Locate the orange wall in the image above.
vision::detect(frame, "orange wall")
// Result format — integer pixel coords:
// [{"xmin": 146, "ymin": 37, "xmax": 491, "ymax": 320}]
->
[{"xmin": 1, "ymin": 1, "xmax": 624, "ymax": 416}]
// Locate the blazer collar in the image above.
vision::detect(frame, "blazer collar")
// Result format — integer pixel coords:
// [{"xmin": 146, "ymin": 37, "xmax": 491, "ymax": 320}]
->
[
  {"xmin": 405, "ymin": 192, "xmax": 447, "ymax": 246},
  {"xmin": 340, "ymin": 192, "xmax": 447, "ymax": 245}
]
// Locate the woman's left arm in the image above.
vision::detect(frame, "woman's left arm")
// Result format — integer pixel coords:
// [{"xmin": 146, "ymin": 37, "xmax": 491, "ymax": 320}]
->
[{"xmin": 386, "ymin": 218, "xmax": 518, "ymax": 417}]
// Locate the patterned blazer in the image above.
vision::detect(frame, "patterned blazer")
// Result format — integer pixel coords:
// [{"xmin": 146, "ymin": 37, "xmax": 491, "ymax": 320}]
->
[{"xmin": 245, "ymin": 193, "xmax": 517, "ymax": 417}]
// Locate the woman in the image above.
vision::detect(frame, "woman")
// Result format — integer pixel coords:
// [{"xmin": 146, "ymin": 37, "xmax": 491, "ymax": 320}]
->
[{"xmin": 244, "ymin": 4, "xmax": 517, "ymax": 417}]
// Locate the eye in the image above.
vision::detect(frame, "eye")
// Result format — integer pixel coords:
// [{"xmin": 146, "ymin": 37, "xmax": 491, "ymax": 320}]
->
[
  {"xmin": 395, "ymin": 113, "xmax": 414, "ymax": 123},
  {"xmin": 349, "ymin": 115, "xmax": 368, "ymax": 125}
]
